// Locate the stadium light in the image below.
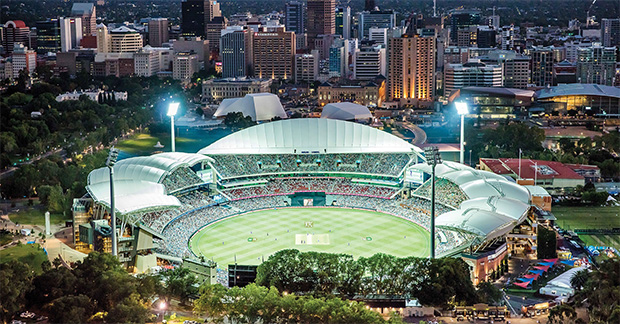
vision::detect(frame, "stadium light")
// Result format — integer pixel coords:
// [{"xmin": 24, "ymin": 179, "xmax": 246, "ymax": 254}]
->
[
  {"xmin": 106, "ymin": 147, "xmax": 120, "ymax": 257},
  {"xmin": 167, "ymin": 102, "xmax": 179, "ymax": 152},
  {"xmin": 424, "ymin": 146, "xmax": 442, "ymax": 259},
  {"xmin": 455, "ymin": 101, "xmax": 469, "ymax": 164}
]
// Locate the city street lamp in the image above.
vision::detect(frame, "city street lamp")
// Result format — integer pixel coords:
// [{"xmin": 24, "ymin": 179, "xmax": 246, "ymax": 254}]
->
[
  {"xmin": 424, "ymin": 146, "xmax": 442, "ymax": 259},
  {"xmin": 105, "ymin": 147, "xmax": 120, "ymax": 257},
  {"xmin": 167, "ymin": 102, "xmax": 180, "ymax": 152},
  {"xmin": 455, "ymin": 101, "xmax": 469, "ymax": 164}
]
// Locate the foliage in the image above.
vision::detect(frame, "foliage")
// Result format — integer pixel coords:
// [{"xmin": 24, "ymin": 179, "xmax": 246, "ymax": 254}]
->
[
  {"xmin": 476, "ymin": 281, "xmax": 503, "ymax": 305},
  {"xmin": 573, "ymin": 259, "xmax": 620, "ymax": 324},
  {"xmin": 224, "ymin": 111, "xmax": 256, "ymax": 129},
  {"xmin": 537, "ymin": 226, "xmax": 557, "ymax": 259},
  {"xmin": 465, "ymin": 122, "xmax": 545, "ymax": 163},
  {"xmin": 44, "ymin": 294, "xmax": 93, "ymax": 324},
  {"xmin": 0, "ymin": 261, "xmax": 34, "ymax": 323},
  {"xmin": 159, "ymin": 267, "xmax": 198, "ymax": 306}
]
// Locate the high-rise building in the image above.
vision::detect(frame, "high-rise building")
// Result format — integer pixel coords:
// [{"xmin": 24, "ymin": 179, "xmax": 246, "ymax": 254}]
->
[
  {"xmin": 11, "ymin": 43, "xmax": 36, "ymax": 78},
  {"xmin": 359, "ymin": 10, "xmax": 396, "ymax": 39},
  {"xmin": 328, "ymin": 44, "xmax": 346, "ymax": 77},
  {"xmin": 181, "ymin": 0, "xmax": 222, "ymax": 37},
  {"xmin": 476, "ymin": 26, "xmax": 496, "ymax": 48},
  {"xmin": 2, "ymin": 21, "xmax": 30, "ymax": 55},
  {"xmin": 220, "ymin": 27, "xmax": 253, "ymax": 78},
  {"xmin": 36, "ymin": 19, "xmax": 61, "ymax": 54},
  {"xmin": 134, "ymin": 46, "xmax": 174, "ymax": 77},
  {"xmin": 253, "ymin": 27, "xmax": 296, "ymax": 80},
  {"xmin": 336, "ymin": 6, "xmax": 351, "ymax": 39},
  {"xmin": 96, "ymin": 24, "xmax": 109, "ymax": 53},
  {"xmin": 444, "ymin": 60, "xmax": 502, "ymax": 96},
  {"xmin": 500, "ymin": 25, "xmax": 517, "ymax": 50},
  {"xmin": 601, "ymin": 18, "xmax": 620, "ymax": 47},
  {"xmin": 173, "ymin": 52, "xmax": 200, "ymax": 82},
  {"xmin": 353, "ymin": 44, "xmax": 386, "ymax": 80},
  {"xmin": 577, "ymin": 44, "xmax": 616, "ymax": 86},
  {"xmin": 387, "ymin": 32, "xmax": 436, "ymax": 105},
  {"xmin": 109, "ymin": 26, "xmax": 143, "ymax": 53},
  {"xmin": 368, "ymin": 27, "xmax": 388, "ymax": 45},
  {"xmin": 478, "ymin": 50, "xmax": 531, "ymax": 89},
  {"xmin": 173, "ymin": 37, "xmax": 210, "ymax": 63},
  {"xmin": 449, "ymin": 10, "xmax": 481, "ymax": 44},
  {"xmin": 530, "ymin": 47, "xmax": 554, "ymax": 87},
  {"xmin": 285, "ymin": 1, "xmax": 305, "ymax": 34},
  {"xmin": 60, "ymin": 17, "xmax": 83, "ymax": 52},
  {"xmin": 206, "ymin": 16, "xmax": 228, "ymax": 56},
  {"xmin": 294, "ymin": 50, "xmax": 319, "ymax": 83},
  {"xmin": 456, "ymin": 26, "xmax": 477, "ymax": 47},
  {"xmin": 307, "ymin": 0, "xmax": 335, "ymax": 41},
  {"xmin": 71, "ymin": 3, "xmax": 96, "ymax": 36},
  {"xmin": 148, "ymin": 18, "xmax": 169, "ymax": 47}
]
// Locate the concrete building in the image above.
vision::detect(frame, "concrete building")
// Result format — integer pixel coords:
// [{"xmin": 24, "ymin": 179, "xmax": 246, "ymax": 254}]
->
[
  {"xmin": 313, "ymin": 34, "xmax": 341, "ymax": 60},
  {"xmin": 202, "ymin": 78, "xmax": 272, "ymax": 103},
  {"xmin": 449, "ymin": 10, "xmax": 481, "ymax": 45},
  {"xmin": 359, "ymin": 10, "xmax": 396, "ymax": 39},
  {"xmin": 181, "ymin": 0, "xmax": 221, "ymax": 37},
  {"xmin": 328, "ymin": 43, "xmax": 346, "ymax": 77},
  {"xmin": 478, "ymin": 50, "xmax": 531, "ymax": 89},
  {"xmin": 172, "ymin": 37, "xmax": 209, "ymax": 63},
  {"xmin": 11, "ymin": 43, "xmax": 36, "ymax": 78},
  {"xmin": 36, "ymin": 19, "xmax": 61, "ymax": 54},
  {"xmin": 577, "ymin": 44, "xmax": 616, "ymax": 86},
  {"xmin": 206, "ymin": 16, "xmax": 228, "ymax": 55},
  {"xmin": 476, "ymin": 26, "xmax": 496, "ymax": 48},
  {"xmin": 353, "ymin": 45, "xmax": 386, "ymax": 80},
  {"xmin": 59, "ymin": 17, "xmax": 83, "ymax": 52},
  {"xmin": 500, "ymin": 25, "xmax": 517, "ymax": 50},
  {"xmin": 318, "ymin": 79, "xmax": 385, "ymax": 107},
  {"xmin": 387, "ymin": 32, "xmax": 436, "ymax": 106},
  {"xmin": 444, "ymin": 60, "xmax": 502, "ymax": 96},
  {"xmin": 530, "ymin": 47, "xmax": 555, "ymax": 87},
  {"xmin": 71, "ymin": 3, "xmax": 97, "ymax": 36},
  {"xmin": 134, "ymin": 46, "xmax": 174, "ymax": 77},
  {"xmin": 456, "ymin": 26, "xmax": 477, "ymax": 47},
  {"xmin": 93, "ymin": 53, "xmax": 135, "ymax": 77},
  {"xmin": 220, "ymin": 27, "xmax": 253, "ymax": 78},
  {"xmin": 336, "ymin": 6, "xmax": 351, "ymax": 39},
  {"xmin": 294, "ymin": 50, "xmax": 319, "ymax": 83},
  {"xmin": 2, "ymin": 21, "xmax": 30, "ymax": 55},
  {"xmin": 285, "ymin": 1, "xmax": 305, "ymax": 34},
  {"xmin": 253, "ymin": 27, "xmax": 296, "ymax": 80},
  {"xmin": 368, "ymin": 27, "xmax": 388, "ymax": 45},
  {"xmin": 173, "ymin": 52, "xmax": 199, "ymax": 83},
  {"xmin": 109, "ymin": 26, "xmax": 143, "ymax": 53},
  {"xmin": 148, "ymin": 18, "xmax": 169, "ymax": 47},
  {"xmin": 553, "ymin": 60, "xmax": 577, "ymax": 85},
  {"xmin": 96, "ymin": 24, "xmax": 109, "ymax": 53},
  {"xmin": 307, "ymin": 0, "xmax": 335, "ymax": 41},
  {"xmin": 601, "ymin": 18, "xmax": 620, "ymax": 47}
]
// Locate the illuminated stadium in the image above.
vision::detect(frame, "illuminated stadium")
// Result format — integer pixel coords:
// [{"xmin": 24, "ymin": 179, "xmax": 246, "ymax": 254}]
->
[{"xmin": 79, "ymin": 119, "xmax": 534, "ymax": 283}]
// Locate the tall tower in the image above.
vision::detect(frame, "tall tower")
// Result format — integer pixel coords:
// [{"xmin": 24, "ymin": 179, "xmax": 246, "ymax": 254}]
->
[
  {"xmin": 285, "ymin": 1, "xmax": 305, "ymax": 34},
  {"xmin": 71, "ymin": 3, "xmax": 97, "ymax": 36},
  {"xmin": 148, "ymin": 18, "xmax": 169, "ymax": 47},
  {"xmin": 307, "ymin": 0, "xmax": 335, "ymax": 41},
  {"xmin": 59, "ymin": 17, "xmax": 83, "ymax": 52},
  {"xmin": 181, "ymin": 0, "xmax": 221, "ymax": 37}
]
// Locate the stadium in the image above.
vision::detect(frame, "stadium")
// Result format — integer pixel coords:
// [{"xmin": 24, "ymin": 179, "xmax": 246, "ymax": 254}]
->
[{"xmin": 77, "ymin": 119, "xmax": 534, "ymax": 285}]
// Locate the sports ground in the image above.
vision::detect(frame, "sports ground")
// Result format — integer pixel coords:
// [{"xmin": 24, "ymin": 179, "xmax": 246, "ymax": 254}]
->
[{"xmin": 189, "ymin": 207, "xmax": 430, "ymax": 266}]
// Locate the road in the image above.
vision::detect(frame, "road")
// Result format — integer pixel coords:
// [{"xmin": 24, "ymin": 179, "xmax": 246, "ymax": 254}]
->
[{"xmin": 0, "ymin": 148, "xmax": 64, "ymax": 180}]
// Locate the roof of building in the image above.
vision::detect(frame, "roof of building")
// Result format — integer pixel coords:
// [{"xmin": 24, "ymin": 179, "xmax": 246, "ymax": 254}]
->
[
  {"xmin": 321, "ymin": 102, "xmax": 373, "ymax": 121},
  {"xmin": 198, "ymin": 118, "xmax": 422, "ymax": 155},
  {"xmin": 71, "ymin": 3, "xmax": 95, "ymax": 15},
  {"xmin": 545, "ymin": 266, "xmax": 588, "ymax": 290},
  {"xmin": 480, "ymin": 158, "xmax": 595, "ymax": 180},
  {"xmin": 213, "ymin": 93, "xmax": 287, "ymax": 122},
  {"xmin": 536, "ymin": 84, "xmax": 620, "ymax": 99},
  {"xmin": 459, "ymin": 87, "xmax": 535, "ymax": 98},
  {"xmin": 5, "ymin": 20, "xmax": 27, "ymax": 28},
  {"xmin": 110, "ymin": 26, "xmax": 139, "ymax": 33}
]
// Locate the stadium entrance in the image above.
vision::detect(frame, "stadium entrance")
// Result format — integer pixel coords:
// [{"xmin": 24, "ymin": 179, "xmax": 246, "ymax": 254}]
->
[{"xmin": 289, "ymin": 192, "xmax": 326, "ymax": 206}]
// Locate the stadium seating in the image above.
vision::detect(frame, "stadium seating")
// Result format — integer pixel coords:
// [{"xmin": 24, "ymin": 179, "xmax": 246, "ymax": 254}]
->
[{"xmin": 413, "ymin": 178, "xmax": 468, "ymax": 208}]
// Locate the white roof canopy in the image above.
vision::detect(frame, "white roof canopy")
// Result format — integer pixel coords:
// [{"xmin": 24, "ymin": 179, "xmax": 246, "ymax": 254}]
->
[
  {"xmin": 436, "ymin": 209, "xmax": 517, "ymax": 240},
  {"xmin": 213, "ymin": 93, "xmax": 287, "ymax": 121},
  {"xmin": 199, "ymin": 119, "xmax": 422, "ymax": 155},
  {"xmin": 321, "ymin": 102, "xmax": 372, "ymax": 121}
]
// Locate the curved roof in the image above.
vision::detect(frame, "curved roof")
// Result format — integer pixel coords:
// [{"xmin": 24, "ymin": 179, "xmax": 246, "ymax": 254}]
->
[
  {"xmin": 213, "ymin": 93, "xmax": 287, "ymax": 121},
  {"xmin": 436, "ymin": 209, "xmax": 517, "ymax": 240},
  {"xmin": 409, "ymin": 160, "xmax": 474, "ymax": 176},
  {"xmin": 5, "ymin": 20, "xmax": 27, "ymax": 28},
  {"xmin": 536, "ymin": 84, "xmax": 620, "ymax": 100},
  {"xmin": 546, "ymin": 266, "xmax": 588, "ymax": 289},
  {"xmin": 441, "ymin": 169, "xmax": 509, "ymax": 185},
  {"xmin": 198, "ymin": 119, "xmax": 422, "ymax": 155},
  {"xmin": 459, "ymin": 196, "xmax": 529, "ymax": 222},
  {"xmin": 86, "ymin": 181, "xmax": 181, "ymax": 215},
  {"xmin": 460, "ymin": 179, "xmax": 531, "ymax": 204},
  {"xmin": 321, "ymin": 102, "xmax": 372, "ymax": 121}
]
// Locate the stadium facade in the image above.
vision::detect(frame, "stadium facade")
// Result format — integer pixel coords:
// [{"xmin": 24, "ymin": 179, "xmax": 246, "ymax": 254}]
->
[{"xmin": 75, "ymin": 119, "xmax": 541, "ymax": 284}]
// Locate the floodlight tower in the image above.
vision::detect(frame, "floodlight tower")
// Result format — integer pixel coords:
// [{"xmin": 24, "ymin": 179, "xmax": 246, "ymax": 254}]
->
[
  {"xmin": 424, "ymin": 146, "xmax": 442, "ymax": 259},
  {"xmin": 106, "ymin": 147, "xmax": 120, "ymax": 257},
  {"xmin": 167, "ymin": 102, "xmax": 180, "ymax": 152},
  {"xmin": 455, "ymin": 101, "xmax": 469, "ymax": 164}
]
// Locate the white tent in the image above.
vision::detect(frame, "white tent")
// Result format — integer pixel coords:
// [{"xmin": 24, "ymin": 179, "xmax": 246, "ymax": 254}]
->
[
  {"xmin": 321, "ymin": 102, "xmax": 372, "ymax": 121},
  {"xmin": 213, "ymin": 93, "xmax": 287, "ymax": 121}
]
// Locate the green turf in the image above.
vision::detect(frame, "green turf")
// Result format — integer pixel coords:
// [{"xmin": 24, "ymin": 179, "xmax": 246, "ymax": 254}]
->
[
  {"xmin": 115, "ymin": 133, "xmax": 199, "ymax": 155},
  {"xmin": 189, "ymin": 207, "xmax": 430, "ymax": 266},
  {"xmin": 8, "ymin": 208, "xmax": 67, "ymax": 226},
  {"xmin": 552, "ymin": 206, "xmax": 620, "ymax": 229},
  {"xmin": 0, "ymin": 243, "xmax": 48, "ymax": 274}
]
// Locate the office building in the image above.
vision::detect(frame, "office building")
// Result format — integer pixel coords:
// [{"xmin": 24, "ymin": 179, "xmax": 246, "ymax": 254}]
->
[
  {"xmin": 173, "ymin": 37, "xmax": 210, "ymax": 63},
  {"xmin": 387, "ymin": 32, "xmax": 436, "ymax": 106},
  {"xmin": 173, "ymin": 52, "xmax": 199, "ymax": 82},
  {"xmin": 60, "ymin": 17, "xmax": 83, "ymax": 52},
  {"xmin": 253, "ymin": 27, "xmax": 296, "ymax": 80},
  {"xmin": 336, "ymin": 6, "xmax": 351, "ymax": 39},
  {"xmin": 148, "ymin": 18, "xmax": 169, "ymax": 47},
  {"xmin": 285, "ymin": 1, "xmax": 305, "ymax": 34},
  {"xmin": 359, "ymin": 10, "xmax": 396, "ymax": 39},
  {"xmin": 476, "ymin": 26, "xmax": 496, "ymax": 48},
  {"xmin": 553, "ymin": 60, "xmax": 577, "ymax": 85},
  {"xmin": 328, "ymin": 45, "xmax": 346, "ymax": 77},
  {"xmin": 500, "ymin": 25, "xmax": 517, "ymax": 50},
  {"xmin": 134, "ymin": 46, "xmax": 174, "ymax": 77},
  {"xmin": 206, "ymin": 16, "xmax": 228, "ymax": 55},
  {"xmin": 96, "ymin": 24, "xmax": 109, "ymax": 53},
  {"xmin": 36, "ymin": 19, "xmax": 61, "ymax": 54},
  {"xmin": 93, "ymin": 53, "xmax": 135, "ymax": 77},
  {"xmin": 109, "ymin": 26, "xmax": 143, "ymax": 53},
  {"xmin": 478, "ymin": 50, "xmax": 530, "ymax": 89},
  {"xmin": 601, "ymin": 18, "xmax": 620, "ymax": 47},
  {"xmin": 318, "ymin": 79, "xmax": 385, "ymax": 107},
  {"xmin": 295, "ymin": 50, "xmax": 319, "ymax": 83},
  {"xmin": 369, "ymin": 27, "xmax": 388, "ymax": 45},
  {"xmin": 220, "ymin": 27, "xmax": 253, "ymax": 78},
  {"xmin": 314, "ymin": 34, "xmax": 341, "ymax": 60},
  {"xmin": 444, "ymin": 60, "xmax": 502, "ymax": 96},
  {"xmin": 71, "ymin": 3, "xmax": 97, "ymax": 36},
  {"xmin": 202, "ymin": 78, "xmax": 272, "ymax": 102},
  {"xmin": 577, "ymin": 44, "xmax": 616, "ymax": 86},
  {"xmin": 307, "ymin": 0, "xmax": 335, "ymax": 41},
  {"xmin": 181, "ymin": 0, "xmax": 222, "ymax": 37},
  {"xmin": 531, "ymin": 47, "xmax": 555, "ymax": 87},
  {"xmin": 11, "ymin": 43, "xmax": 36, "ymax": 78},
  {"xmin": 449, "ymin": 10, "xmax": 481, "ymax": 44},
  {"xmin": 456, "ymin": 26, "xmax": 477, "ymax": 47},
  {"xmin": 2, "ymin": 21, "xmax": 30, "ymax": 55},
  {"xmin": 353, "ymin": 44, "xmax": 386, "ymax": 80}
]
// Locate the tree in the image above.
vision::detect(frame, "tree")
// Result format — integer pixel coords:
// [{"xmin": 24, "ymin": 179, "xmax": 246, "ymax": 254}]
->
[
  {"xmin": 414, "ymin": 258, "xmax": 478, "ymax": 307},
  {"xmin": 105, "ymin": 293, "xmax": 152, "ymax": 324},
  {"xmin": 224, "ymin": 112, "xmax": 256, "ymax": 129},
  {"xmin": 570, "ymin": 269, "xmax": 589, "ymax": 291},
  {"xmin": 44, "ymin": 294, "xmax": 93, "ymax": 324},
  {"xmin": 159, "ymin": 267, "xmax": 198, "ymax": 306},
  {"xmin": 476, "ymin": 281, "xmax": 502, "ymax": 305},
  {"xmin": 548, "ymin": 303, "xmax": 578, "ymax": 324},
  {"xmin": 573, "ymin": 259, "xmax": 620, "ymax": 324},
  {"xmin": 0, "ymin": 261, "xmax": 34, "ymax": 323},
  {"xmin": 6, "ymin": 92, "xmax": 30, "ymax": 106},
  {"xmin": 537, "ymin": 225, "xmax": 557, "ymax": 259}
]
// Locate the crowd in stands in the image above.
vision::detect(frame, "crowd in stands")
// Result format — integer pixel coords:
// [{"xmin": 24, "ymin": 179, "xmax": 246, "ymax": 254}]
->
[
  {"xmin": 162, "ymin": 167, "xmax": 204, "ymax": 192},
  {"xmin": 414, "ymin": 178, "xmax": 468, "ymax": 208},
  {"xmin": 141, "ymin": 191, "xmax": 214, "ymax": 233},
  {"xmin": 225, "ymin": 177, "xmax": 398, "ymax": 200},
  {"xmin": 210, "ymin": 153, "xmax": 411, "ymax": 178}
]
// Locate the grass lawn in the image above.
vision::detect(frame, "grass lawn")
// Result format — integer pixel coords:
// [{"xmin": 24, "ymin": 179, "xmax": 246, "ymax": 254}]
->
[
  {"xmin": 0, "ymin": 243, "xmax": 48, "ymax": 274},
  {"xmin": 190, "ymin": 207, "xmax": 430, "ymax": 267},
  {"xmin": 115, "ymin": 133, "xmax": 199, "ymax": 156},
  {"xmin": 8, "ymin": 207, "xmax": 67, "ymax": 226},
  {"xmin": 552, "ymin": 205, "xmax": 620, "ymax": 230},
  {"xmin": 0, "ymin": 231, "xmax": 13, "ymax": 245}
]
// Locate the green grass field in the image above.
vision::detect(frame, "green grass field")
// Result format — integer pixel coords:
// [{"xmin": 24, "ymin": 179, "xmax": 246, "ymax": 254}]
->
[
  {"xmin": 8, "ymin": 208, "xmax": 67, "ymax": 226},
  {"xmin": 0, "ymin": 243, "xmax": 48, "ymax": 274},
  {"xmin": 552, "ymin": 206, "xmax": 620, "ymax": 250},
  {"xmin": 189, "ymin": 207, "xmax": 430, "ymax": 267}
]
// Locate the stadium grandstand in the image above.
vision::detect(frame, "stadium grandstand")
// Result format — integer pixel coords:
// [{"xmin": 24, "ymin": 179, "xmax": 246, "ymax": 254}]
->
[{"xmin": 75, "ymin": 119, "xmax": 539, "ymax": 284}]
